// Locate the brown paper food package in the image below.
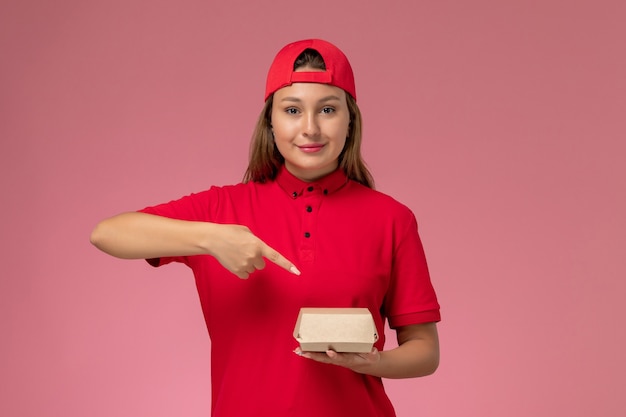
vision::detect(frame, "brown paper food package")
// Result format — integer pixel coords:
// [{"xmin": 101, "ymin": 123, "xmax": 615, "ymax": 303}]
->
[{"xmin": 293, "ymin": 307, "xmax": 379, "ymax": 353}]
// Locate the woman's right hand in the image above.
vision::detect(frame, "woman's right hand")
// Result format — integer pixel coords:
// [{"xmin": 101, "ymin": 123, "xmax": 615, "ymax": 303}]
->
[{"xmin": 208, "ymin": 224, "xmax": 300, "ymax": 279}]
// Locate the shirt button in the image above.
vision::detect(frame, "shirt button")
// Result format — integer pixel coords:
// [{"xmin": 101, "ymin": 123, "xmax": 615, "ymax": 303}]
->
[
  {"xmin": 323, "ymin": 189, "xmax": 328, "ymax": 195},
  {"xmin": 306, "ymin": 206, "xmax": 312, "ymax": 213},
  {"xmin": 291, "ymin": 191, "xmax": 298, "ymax": 198},
  {"xmin": 304, "ymin": 232, "xmax": 311, "ymax": 238},
  {"xmin": 307, "ymin": 186, "xmax": 314, "ymax": 192}
]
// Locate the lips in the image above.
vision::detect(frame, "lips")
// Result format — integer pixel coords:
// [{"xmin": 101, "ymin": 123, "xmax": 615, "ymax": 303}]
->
[{"xmin": 298, "ymin": 144, "xmax": 325, "ymax": 153}]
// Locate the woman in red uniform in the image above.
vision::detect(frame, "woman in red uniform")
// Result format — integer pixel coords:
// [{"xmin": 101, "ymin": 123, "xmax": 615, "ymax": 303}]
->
[{"xmin": 91, "ymin": 39, "xmax": 440, "ymax": 417}]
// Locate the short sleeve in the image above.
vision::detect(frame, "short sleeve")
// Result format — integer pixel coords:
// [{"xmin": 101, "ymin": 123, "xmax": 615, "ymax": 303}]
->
[
  {"xmin": 384, "ymin": 211, "xmax": 441, "ymax": 328},
  {"xmin": 137, "ymin": 188, "xmax": 219, "ymax": 267}
]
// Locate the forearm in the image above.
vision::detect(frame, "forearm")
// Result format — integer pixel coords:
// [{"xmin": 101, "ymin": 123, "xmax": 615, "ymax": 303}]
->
[
  {"xmin": 90, "ymin": 211, "xmax": 215, "ymax": 260},
  {"xmin": 365, "ymin": 338, "xmax": 439, "ymax": 379},
  {"xmin": 363, "ymin": 322, "xmax": 439, "ymax": 379}
]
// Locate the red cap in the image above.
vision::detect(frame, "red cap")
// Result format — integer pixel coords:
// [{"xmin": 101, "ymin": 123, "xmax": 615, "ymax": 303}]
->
[{"xmin": 264, "ymin": 39, "xmax": 356, "ymax": 101}]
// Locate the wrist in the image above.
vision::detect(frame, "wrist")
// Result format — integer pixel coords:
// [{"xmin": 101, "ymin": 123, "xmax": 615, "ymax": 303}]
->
[{"xmin": 198, "ymin": 221, "xmax": 221, "ymax": 255}]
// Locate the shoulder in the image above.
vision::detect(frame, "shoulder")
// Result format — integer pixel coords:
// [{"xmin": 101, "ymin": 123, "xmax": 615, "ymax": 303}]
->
[
  {"xmin": 333, "ymin": 181, "xmax": 420, "ymax": 238},
  {"xmin": 141, "ymin": 181, "xmax": 265, "ymax": 215},
  {"xmin": 345, "ymin": 180, "xmax": 416, "ymax": 219},
  {"xmin": 185, "ymin": 181, "xmax": 276, "ymax": 213},
  {"xmin": 193, "ymin": 180, "xmax": 269, "ymax": 199}
]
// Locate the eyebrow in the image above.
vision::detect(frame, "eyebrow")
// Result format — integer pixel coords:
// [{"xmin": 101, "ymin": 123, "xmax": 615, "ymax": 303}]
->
[{"xmin": 279, "ymin": 95, "xmax": 342, "ymax": 103}]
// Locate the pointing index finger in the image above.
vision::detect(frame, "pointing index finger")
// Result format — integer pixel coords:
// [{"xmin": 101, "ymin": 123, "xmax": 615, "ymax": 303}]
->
[{"xmin": 262, "ymin": 244, "xmax": 301, "ymax": 276}]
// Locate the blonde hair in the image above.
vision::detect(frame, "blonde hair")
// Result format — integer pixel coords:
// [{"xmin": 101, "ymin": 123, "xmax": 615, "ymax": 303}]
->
[{"xmin": 243, "ymin": 49, "xmax": 374, "ymax": 188}]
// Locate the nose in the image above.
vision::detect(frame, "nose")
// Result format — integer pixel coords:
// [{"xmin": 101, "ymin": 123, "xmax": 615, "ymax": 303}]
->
[{"xmin": 302, "ymin": 112, "xmax": 320, "ymax": 138}]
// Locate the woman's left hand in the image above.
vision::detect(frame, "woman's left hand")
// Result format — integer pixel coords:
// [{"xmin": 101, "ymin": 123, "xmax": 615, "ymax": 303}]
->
[{"xmin": 294, "ymin": 347, "xmax": 381, "ymax": 373}]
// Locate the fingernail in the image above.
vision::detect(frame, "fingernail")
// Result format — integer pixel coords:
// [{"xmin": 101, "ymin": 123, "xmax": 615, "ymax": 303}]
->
[
  {"xmin": 290, "ymin": 266, "xmax": 301, "ymax": 275},
  {"xmin": 293, "ymin": 348, "xmax": 303, "ymax": 356}
]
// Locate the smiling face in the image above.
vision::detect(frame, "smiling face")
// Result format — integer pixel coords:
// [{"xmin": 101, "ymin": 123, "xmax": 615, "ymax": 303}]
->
[{"xmin": 270, "ymin": 81, "xmax": 351, "ymax": 182}]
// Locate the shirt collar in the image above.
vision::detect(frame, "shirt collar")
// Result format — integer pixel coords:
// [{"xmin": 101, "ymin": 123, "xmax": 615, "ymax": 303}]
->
[{"xmin": 275, "ymin": 165, "xmax": 348, "ymax": 198}]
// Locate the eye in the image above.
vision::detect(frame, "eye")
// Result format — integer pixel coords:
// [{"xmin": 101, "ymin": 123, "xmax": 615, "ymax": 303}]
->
[
  {"xmin": 285, "ymin": 107, "xmax": 299, "ymax": 115},
  {"xmin": 321, "ymin": 106, "xmax": 335, "ymax": 114}
]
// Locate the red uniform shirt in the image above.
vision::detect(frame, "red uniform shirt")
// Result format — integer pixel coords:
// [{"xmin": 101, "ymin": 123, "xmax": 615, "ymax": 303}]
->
[{"xmin": 140, "ymin": 166, "xmax": 440, "ymax": 417}]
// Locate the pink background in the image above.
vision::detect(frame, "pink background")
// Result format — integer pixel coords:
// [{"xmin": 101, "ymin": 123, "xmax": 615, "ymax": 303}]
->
[{"xmin": 1, "ymin": 1, "xmax": 625, "ymax": 416}]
